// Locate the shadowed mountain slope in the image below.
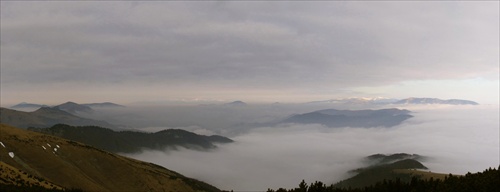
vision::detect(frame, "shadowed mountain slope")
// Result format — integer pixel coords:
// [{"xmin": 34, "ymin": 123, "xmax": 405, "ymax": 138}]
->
[
  {"xmin": 53, "ymin": 102, "xmax": 94, "ymax": 114},
  {"xmin": 28, "ymin": 124, "xmax": 233, "ymax": 153},
  {"xmin": 0, "ymin": 124, "xmax": 221, "ymax": 192},
  {"xmin": 283, "ymin": 108, "xmax": 412, "ymax": 128},
  {"xmin": 10, "ymin": 102, "xmax": 47, "ymax": 109},
  {"xmin": 82, "ymin": 102, "xmax": 125, "ymax": 108},
  {"xmin": 0, "ymin": 107, "xmax": 115, "ymax": 129}
]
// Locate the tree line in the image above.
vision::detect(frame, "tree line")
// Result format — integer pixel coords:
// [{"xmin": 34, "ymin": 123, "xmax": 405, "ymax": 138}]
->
[{"xmin": 267, "ymin": 166, "xmax": 499, "ymax": 192}]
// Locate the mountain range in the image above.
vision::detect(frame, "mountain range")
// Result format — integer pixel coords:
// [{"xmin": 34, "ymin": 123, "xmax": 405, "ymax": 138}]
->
[
  {"xmin": 223, "ymin": 100, "xmax": 247, "ymax": 106},
  {"xmin": 9, "ymin": 101, "xmax": 124, "ymax": 114},
  {"xmin": 282, "ymin": 108, "xmax": 413, "ymax": 128},
  {"xmin": 9, "ymin": 102, "xmax": 48, "ymax": 109},
  {"xmin": 28, "ymin": 124, "xmax": 233, "ymax": 153},
  {"xmin": 0, "ymin": 124, "xmax": 221, "ymax": 192},
  {"xmin": 0, "ymin": 107, "xmax": 116, "ymax": 129},
  {"xmin": 308, "ymin": 97, "xmax": 478, "ymax": 105},
  {"xmin": 393, "ymin": 98, "xmax": 479, "ymax": 105},
  {"xmin": 53, "ymin": 102, "xmax": 94, "ymax": 114}
]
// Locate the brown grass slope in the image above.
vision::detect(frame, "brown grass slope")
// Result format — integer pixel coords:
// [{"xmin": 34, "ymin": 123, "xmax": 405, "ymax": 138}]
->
[
  {"xmin": 0, "ymin": 124, "xmax": 221, "ymax": 192},
  {"xmin": 0, "ymin": 161, "xmax": 64, "ymax": 190}
]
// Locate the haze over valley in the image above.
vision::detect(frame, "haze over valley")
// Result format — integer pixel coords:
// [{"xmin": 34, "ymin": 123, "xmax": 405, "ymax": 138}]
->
[
  {"xmin": 1, "ymin": 100, "xmax": 498, "ymax": 191},
  {"xmin": 1, "ymin": 1, "xmax": 498, "ymax": 191}
]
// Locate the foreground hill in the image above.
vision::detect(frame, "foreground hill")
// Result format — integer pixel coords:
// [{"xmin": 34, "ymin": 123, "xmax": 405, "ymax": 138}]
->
[
  {"xmin": 267, "ymin": 153, "xmax": 499, "ymax": 192},
  {"xmin": 267, "ymin": 167, "xmax": 499, "ymax": 192},
  {"xmin": 334, "ymin": 154, "xmax": 429, "ymax": 188},
  {"xmin": 28, "ymin": 124, "xmax": 233, "ymax": 153},
  {"xmin": 0, "ymin": 124, "xmax": 221, "ymax": 192},
  {"xmin": 0, "ymin": 107, "xmax": 115, "ymax": 129},
  {"xmin": 282, "ymin": 108, "xmax": 412, "ymax": 128}
]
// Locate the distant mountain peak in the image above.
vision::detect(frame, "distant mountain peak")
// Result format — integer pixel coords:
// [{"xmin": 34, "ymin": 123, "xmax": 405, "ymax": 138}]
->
[
  {"xmin": 395, "ymin": 97, "xmax": 478, "ymax": 105},
  {"xmin": 223, "ymin": 100, "xmax": 247, "ymax": 106},
  {"xmin": 10, "ymin": 102, "xmax": 47, "ymax": 109},
  {"xmin": 82, "ymin": 102, "xmax": 125, "ymax": 108},
  {"xmin": 283, "ymin": 108, "xmax": 412, "ymax": 128},
  {"xmin": 55, "ymin": 102, "xmax": 94, "ymax": 114},
  {"xmin": 308, "ymin": 97, "xmax": 399, "ymax": 105},
  {"xmin": 34, "ymin": 106, "xmax": 76, "ymax": 117},
  {"xmin": 307, "ymin": 97, "xmax": 478, "ymax": 105}
]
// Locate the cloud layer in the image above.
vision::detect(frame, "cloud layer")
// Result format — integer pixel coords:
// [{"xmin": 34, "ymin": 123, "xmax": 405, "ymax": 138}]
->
[
  {"xmin": 1, "ymin": 1, "xmax": 498, "ymax": 104},
  {"xmin": 126, "ymin": 105, "xmax": 499, "ymax": 191}
]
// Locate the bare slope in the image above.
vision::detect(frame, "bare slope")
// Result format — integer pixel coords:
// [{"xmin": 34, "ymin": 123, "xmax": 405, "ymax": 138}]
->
[{"xmin": 0, "ymin": 124, "xmax": 221, "ymax": 192}]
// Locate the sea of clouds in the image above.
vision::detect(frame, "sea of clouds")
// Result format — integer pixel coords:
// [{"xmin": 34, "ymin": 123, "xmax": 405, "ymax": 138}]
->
[{"xmin": 121, "ymin": 105, "xmax": 499, "ymax": 191}]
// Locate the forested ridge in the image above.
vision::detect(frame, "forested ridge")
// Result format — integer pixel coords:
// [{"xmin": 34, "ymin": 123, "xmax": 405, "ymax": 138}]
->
[{"xmin": 267, "ymin": 166, "xmax": 499, "ymax": 192}]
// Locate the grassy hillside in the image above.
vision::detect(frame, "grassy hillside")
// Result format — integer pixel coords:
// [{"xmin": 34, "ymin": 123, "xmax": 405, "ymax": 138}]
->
[
  {"xmin": 0, "ymin": 161, "xmax": 64, "ymax": 190},
  {"xmin": 0, "ymin": 124, "xmax": 221, "ymax": 192},
  {"xmin": 28, "ymin": 124, "xmax": 233, "ymax": 153}
]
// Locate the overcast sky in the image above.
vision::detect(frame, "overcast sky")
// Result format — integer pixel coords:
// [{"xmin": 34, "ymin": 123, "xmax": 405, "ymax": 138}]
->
[{"xmin": 1, "ymin": 1, "xmax": 498, "ymax": 105}]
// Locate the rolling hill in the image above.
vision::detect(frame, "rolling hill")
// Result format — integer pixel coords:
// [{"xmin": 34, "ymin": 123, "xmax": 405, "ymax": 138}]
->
[
  {"xmin": 0, "ymin": 107, "xmax": 115, "ymax": 129},
  {"xmin": 333, "ymin": 153, "xmax": 438, "ymax": 189},
  {"xmin": 282, "ymin": 108, "xmax": 412, "ymax": 128},
  {"xmin": 53, "ymin": 102, "xmax": 94, "ymax": 114},
  {"xmin": 0, "ymin": 124, "xmax": 221, "ymax": 192},
  {"xmin": 9, "ymin": 102, "xmax": 48, "ymax": 110},
  {"xmin": 28, "ymin": 124, "xmax": 233, "ymax": 153},
  {"xmin": 82, "ymin": 102, "xmax": 125, "ymax": 108}
]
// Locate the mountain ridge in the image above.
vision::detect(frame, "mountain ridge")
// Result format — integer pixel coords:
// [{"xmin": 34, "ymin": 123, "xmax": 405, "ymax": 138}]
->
[
  {"xmin": 308, "ymin": 97, "xmax": 478, "ymax": 105},
  {"xmin": 282, "ymin": 108, "xmax": 413, "ymax": 128},
  {"xmin": 0, "ymin": 124, "xmax": 222, "ymax": 192},
  {"xmin": 28, "ymin": 124, "xmax": 233, "ymax": 153},
  {"xmin": 53, "ymin": 102, "xmax": 94, "ymax": 114},
  {"xmin": 0, "ymin": 107, "xmax": 116, "ymax": 129}
]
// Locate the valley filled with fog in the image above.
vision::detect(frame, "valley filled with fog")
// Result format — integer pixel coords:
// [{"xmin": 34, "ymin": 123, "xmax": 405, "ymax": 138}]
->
[{"xmin": 85, "ymin": 103, "xmax": 499, "ymax": 191}]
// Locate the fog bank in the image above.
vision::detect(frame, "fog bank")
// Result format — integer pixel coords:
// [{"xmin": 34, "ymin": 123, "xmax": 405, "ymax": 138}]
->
[{"xmin": 126, "ymin": 105, "xmax": 498, "ymax": 191}]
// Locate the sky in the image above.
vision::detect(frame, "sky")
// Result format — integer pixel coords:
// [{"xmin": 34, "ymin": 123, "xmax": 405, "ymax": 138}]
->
[{"xmin": 1, "ymin": 1, "xmax": 499, "ymax": 106}]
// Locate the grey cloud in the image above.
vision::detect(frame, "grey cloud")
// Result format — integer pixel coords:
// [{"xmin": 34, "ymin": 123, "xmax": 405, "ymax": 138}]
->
[{"xmin": 1, "ymin": 1, "xmax": 498, "ymax": 91}]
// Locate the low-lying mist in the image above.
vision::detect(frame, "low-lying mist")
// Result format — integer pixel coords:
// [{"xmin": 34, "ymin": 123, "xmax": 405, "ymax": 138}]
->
[{"xmin": 124, "ymin": 105, "xmax": 499, "ymax": 191}]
